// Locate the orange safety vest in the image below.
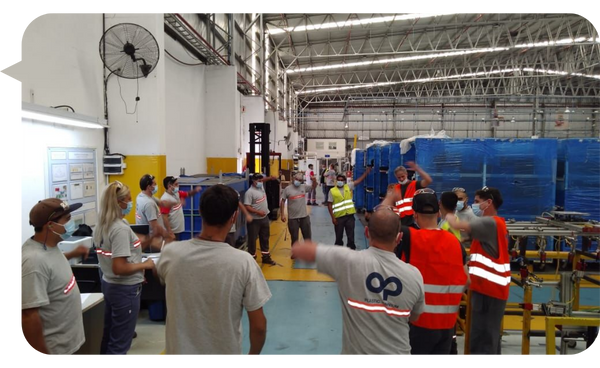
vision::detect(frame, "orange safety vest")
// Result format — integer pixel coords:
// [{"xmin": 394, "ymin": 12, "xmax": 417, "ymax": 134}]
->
[
  {"xmin": 468, "ymin": 216, "xmax": 511, "ymax": 300},
  {"xmin": 393, "ymin": 181, "xmax": 416, "ymax": 218},
  {"xmin": 402, "ymin": 228, "xmax": 467, "ymax": 329}
]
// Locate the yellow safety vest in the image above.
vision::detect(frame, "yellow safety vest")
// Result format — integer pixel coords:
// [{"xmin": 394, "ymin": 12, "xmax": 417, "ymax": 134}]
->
[{"xmin": 330, "ymin": 185, "xmax": 356, "ymax": 218}]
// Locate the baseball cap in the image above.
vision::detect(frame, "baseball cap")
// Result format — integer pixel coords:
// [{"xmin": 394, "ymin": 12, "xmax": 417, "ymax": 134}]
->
[
  {"xmin": 412, "ymin": 191, "xmax": 439, "ymax": 214},
  {"xmin": 29, "ymin": 198, "xmax": 83, "ymax": 228},
  {"xmin": 163, "ymin": 176, "xmax": 178, "ymax": 189},
  {"xmin": 250, "ymin": 173, "xmax": 264, "ymax": 181}
]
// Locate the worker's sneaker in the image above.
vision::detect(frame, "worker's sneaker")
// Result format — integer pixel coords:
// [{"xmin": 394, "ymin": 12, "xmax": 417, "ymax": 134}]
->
[
  {"xmin": 262, "ymin": 256, "xmax": 276, "ymax": 265},
  {"xmin": 311, "ymin": 201, "xmax": 317, "ymax": 206}
]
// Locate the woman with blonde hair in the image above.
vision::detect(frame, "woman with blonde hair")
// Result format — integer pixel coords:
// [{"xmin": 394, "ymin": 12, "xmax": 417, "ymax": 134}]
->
[{"xmin": 94, "ymin": 181, "xmax": 156, "ymax": 354}]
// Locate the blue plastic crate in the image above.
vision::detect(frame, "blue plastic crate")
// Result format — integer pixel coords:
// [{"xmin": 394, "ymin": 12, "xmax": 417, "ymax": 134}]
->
[
  {"xmin": 179, "ymin": 232, "xmax": 192, "ymax": 241},
  {"xmin": 562, "ymin": 139, "xmax": 600, "ymax": 221},
  {"xmin": 353, "ymin": 150, "xmax": 366, "ymax": 210}
]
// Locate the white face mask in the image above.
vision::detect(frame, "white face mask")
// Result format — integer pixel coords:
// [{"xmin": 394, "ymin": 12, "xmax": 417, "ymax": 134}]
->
[
  {"xmin": 456, "ymin": 200, "xmax": 465, "ymax": 212},
  {"xmin": 398, "ymin": 179, "xmax": 409, "ymax": 185}
]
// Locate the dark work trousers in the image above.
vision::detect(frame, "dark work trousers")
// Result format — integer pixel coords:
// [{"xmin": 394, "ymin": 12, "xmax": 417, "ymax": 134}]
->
[
  {"xmin": 288, "ymin": 216, "xmax": 312, "ymax": 245},
  {"xmin": 334, "ymin": 214, "xmax": 356, "ymax": 250},
  {"xmin": 409, "ymin": 324, "xmax": 454, "ymax": 354},
  {"xmin": 307, "ymin": 188, "xmax": 317, "ymax": 203},
  {"xmin": 100, "ymin": 280, "xmax": 142, "ymax": 354},
  {"xmin": 469, "ymin": 290, "xmax": 507, "ymax": 354},
  {"xmin": 247, "ymin": 216, "xmax": 271, "ymax": 257},
  {"xmin": 323, "ymin": 185, "xmax": 333, "ymax": 203}
]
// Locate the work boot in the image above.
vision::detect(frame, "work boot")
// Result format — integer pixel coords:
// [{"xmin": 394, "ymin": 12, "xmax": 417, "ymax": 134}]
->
[{"xmin": 262, "ymin": 255, "xmax": 276, "ymax": 265}]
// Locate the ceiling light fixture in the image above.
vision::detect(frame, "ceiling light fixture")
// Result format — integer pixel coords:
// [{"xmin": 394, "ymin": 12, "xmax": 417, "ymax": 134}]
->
[
  {"xmin": 22, "ymin": 102, "xmax": 108, "ymax": 129},
  {"xmin": 267, "ymin": 13, "xmax": 455, "ymax": 35}
]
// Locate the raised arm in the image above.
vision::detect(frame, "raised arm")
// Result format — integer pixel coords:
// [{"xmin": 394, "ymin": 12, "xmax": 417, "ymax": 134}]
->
[
  {"xmin": 406, "ymin": 161, "xmax": 432, "ymax": 188},
  {"xmin": 352, "ymin": 166, "xmax": 372, "ymax": 186}
]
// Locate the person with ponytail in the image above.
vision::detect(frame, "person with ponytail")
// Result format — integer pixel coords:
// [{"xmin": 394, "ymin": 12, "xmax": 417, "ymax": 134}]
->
[{"xmin": 94, "ymin": 181, "xmax": 157, "ymax": 354}]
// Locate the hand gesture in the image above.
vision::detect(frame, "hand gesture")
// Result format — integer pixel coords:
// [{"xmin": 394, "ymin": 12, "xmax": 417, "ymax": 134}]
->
[
  {"xmin": 143, "ymin": 258, "xmax": 156, "ymax": 270},
  {"xmin": 246, "ymin": 214, "xmax": 254, "ymax": 223},
  {"xmin": 365, "ymin": 166, "xmax": 372, "ymax": 174},
  {"xmin": 74, "ymin": 245, "xmax": 90, "ymax": 260},
  {"xmin": 256, "ymin": 210, "xmax": 267, "ymax": 217},
  {"xmin": 406, "ymin": 161, "xmax": 418, "ymax": 170},
  {"xmin": 281, "ymin": 215, "xmax": 287, "ymax": 223},
  {"xmin": 332, "ymin": 218, "xmax": 338, "ymax": 226}
]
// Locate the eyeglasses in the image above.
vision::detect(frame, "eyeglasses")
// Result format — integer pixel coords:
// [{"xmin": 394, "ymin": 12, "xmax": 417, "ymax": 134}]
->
[
  {"xmin": 414, "ymin": 188, "xmax": 435, "ymax": 196},
  {"xmin": 452, "ymin": 187, "xmax": 466, "ymax": 193},
  {"xmin": 373, "ymin": 204, "xmax": 395, "ymax": 212}
]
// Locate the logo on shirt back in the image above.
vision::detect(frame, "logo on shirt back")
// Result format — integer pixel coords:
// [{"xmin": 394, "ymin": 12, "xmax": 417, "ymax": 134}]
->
[{"xmin": 366, "ymin": 272, "xmax": 403, "ymax": 300}]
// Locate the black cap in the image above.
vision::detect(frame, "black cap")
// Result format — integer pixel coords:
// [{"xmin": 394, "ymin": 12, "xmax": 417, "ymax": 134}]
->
[
  {"xmin": 412, "ymin": 193, "xmax": 439, "ymax": 214},
  {"xmin": 250, "ymin": 173, "xmax": 264, "ymax": 181},
  {"xmin": 163, "ymin": 176, "xmax": 178, "ymax": 189}
]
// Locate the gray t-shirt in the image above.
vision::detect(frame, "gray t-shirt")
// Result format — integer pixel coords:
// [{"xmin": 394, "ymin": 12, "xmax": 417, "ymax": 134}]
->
[
  {"xmin": 136, "ymin": 192, "xmax": 164, "ymax": 235},
  {"xmin": 97, "ymin": 219, "xmax": 144, "ymax": 285},
  {"xmin": 244, "ymin": 186, "xmax": 270, "ymax": 220},
  {"xmin": 327, "ymin": 182, "xmax": 355, "ymax": 203},
  {"xmin": 22, "ymin": 238, "xmax": 85, "ymax": 354},
  {"xmin": 316, "ymin": 244, "xmax": 425, "ymax": 354},
  {"xmin": 325, "ymin": 169, "xmax": 337, "ymax": 186},
  {"xmin": 456, "ymin": 206, "xmax": 475, "ymax": 248},
  {"xmin": 161, "ymin": 191, "xmax": 184, "ymax": 233},
  {"xmin": 281, "ymin": 183, "xmax": 313, "ymax": 219},
  {"xmin": 157, "ymin": 239, "xmax": 272, "ymax": 354},
  {"xmin": 469, "ymin": 216, "xmax": 499, "ymax": 259}
]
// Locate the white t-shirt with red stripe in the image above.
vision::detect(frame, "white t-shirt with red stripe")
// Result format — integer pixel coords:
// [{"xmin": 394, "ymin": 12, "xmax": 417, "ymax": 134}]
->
[
  {"xmin": 316, "ymin": 245, "xmax": 425, "ymax": 354},
  {"xmin": 97, "ymin": 219, "xmax": 144, "ymax": 285}
]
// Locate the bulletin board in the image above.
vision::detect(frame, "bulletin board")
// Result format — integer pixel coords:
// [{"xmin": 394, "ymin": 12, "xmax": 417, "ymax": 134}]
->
[{"xmin": 48, "ymin": 148, "xmax": 98, "ymax": 227}]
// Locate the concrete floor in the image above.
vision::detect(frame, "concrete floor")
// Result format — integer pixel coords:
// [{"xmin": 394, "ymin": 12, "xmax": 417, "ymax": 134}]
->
[{"xmin": 127, "ymin": 189, "xmax": 597, "ymax": 356}]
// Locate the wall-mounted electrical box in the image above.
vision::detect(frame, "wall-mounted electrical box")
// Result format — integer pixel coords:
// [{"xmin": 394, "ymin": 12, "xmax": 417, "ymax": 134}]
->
[{"xmin": 103, "ymin": 155, "xmax": 126, "ymax": 175}]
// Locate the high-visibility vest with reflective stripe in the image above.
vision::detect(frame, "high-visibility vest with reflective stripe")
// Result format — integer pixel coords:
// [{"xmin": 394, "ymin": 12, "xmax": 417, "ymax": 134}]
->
[
  {"xmin": 393, "ymin": 181, "xmax": 416, "ymax": 218},
  {"xmin": 330, "ymin": 185, "xmax": 356, "ymax": 218},
  {"xmin": 469, "ymin": 216, "xmax": 511, "ymax": 300},
  {"xmin": 403, "ymin": 228, "xmax": 467, "ymax": 329}
]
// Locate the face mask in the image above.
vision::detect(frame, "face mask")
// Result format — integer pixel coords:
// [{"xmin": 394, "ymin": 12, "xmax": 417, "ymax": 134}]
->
[
  {"xmin": 456, "ymin": 200, "xmax": 465, "ymax": 212},
  {"xmin": 173, "ymin": 187, "xmax": 179, "ymax": 194},
  {"xmin": 256, "ymin": 182, "xmax": 263, "ymax": 189},
  {"xmin": 472, "ymin": 202, "xmax": 488, "ymax": 217},
  {"xmin": 53, "ymin": 219, "xmax": 77, "ymax": 240},
  {"xmin": 122, "ymin": 201, "xmax": 133, "ymax": 216},
  {"xmin": 293, "ymin": 180, "xmax": 301, "ymax": 187},
  {"xmin": 151, "ymin": 186, "xmax": 158, "ymax": 195},
  {"xmin": 337, "ymin": 181, "xmax": 345, "ymax": 187},
  {"xmin": 399, "ymin": 179, "xmax": 409, "ymax": 185}
]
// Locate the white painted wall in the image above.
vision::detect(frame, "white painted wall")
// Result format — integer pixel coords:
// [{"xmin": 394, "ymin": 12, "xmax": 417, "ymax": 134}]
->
[
  {"xmin": 104, "ymin": 14, "xmax": 167, "ymax": 156},
  {"xmin": 164, "ymin": 36, "xmax": 206, "ymax": 175},
  {"xmin": 241, "ymin": 95, "xmax": 265, "ymax": 166},
  {"xmin": 306, "ymin": 138, "xmax": 347, "ymax": 158},
  {"xmin": 204, "ymin": 65, "xmax": 240, "ymax": 173}
]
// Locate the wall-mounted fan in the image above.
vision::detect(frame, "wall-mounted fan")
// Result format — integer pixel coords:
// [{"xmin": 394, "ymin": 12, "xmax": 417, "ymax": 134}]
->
[{"xmin": 99, "ymin": 23, "xmax": 160, "ymax": 79}]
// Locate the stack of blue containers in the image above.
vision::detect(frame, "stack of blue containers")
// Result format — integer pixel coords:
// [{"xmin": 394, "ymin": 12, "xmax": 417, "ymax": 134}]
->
[
  {"xmin": 365, "ymin": 145, "xmax": 379, "ymax": 211},
  {"xmin": 484, "ymin": 138, "xmax": 557, "ymax": 221},
  {"xmin": 378, "ymin": 144, "xmax": 391, "ymax": 200},
  {"xmin": 560, "ymin": 138, "xmax": 600, "ymax": 221},
  {"xmin": 414, "ymin": 138, "xmax": 557, "ymax": 221},
  {"xmin": 353, "ymin": 149, "xmax": 366, "ymax": 211}
]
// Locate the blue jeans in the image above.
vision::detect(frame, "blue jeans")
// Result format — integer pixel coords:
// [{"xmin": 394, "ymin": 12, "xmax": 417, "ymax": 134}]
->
[{"xmin": 100, "ymin": 280, "xmax": 142, "ymax": 354}]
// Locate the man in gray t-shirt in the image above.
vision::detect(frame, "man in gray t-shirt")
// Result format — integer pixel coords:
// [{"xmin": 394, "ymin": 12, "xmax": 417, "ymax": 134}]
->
[
  {"xmin": 280, "ymin": 172, "xmax": 318, "ymax": 252},
  {"xmin": 292, "ymin": 209, "xmax": 425, "ymax": 354},
  {"xmin": 22, "ymin": 198, "xmax": 86, "ymax": 354},
  {"xmin": 244, "ymin": 173, "xmax": 278, "ymax": 264},
  {"xmin": 136, "ymin": 174, "xmax": 173, "ymax": 247},
  {"xmin": 158, "ymin": 185, "xmax": 271, "ymax": 354}
]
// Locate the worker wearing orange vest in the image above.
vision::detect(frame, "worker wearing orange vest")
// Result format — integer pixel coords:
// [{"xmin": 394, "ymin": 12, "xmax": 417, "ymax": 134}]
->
[
  {"xmin": 446, "ymin": 186, "xmax": 510, "ymax": 354},
  {"xmin": 394, "ymin": 189, "xmax": 469, "ymax": 354},
  {"xmin": 392, "ymin": 161, "xmax": 432, "ymax": 227}
]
